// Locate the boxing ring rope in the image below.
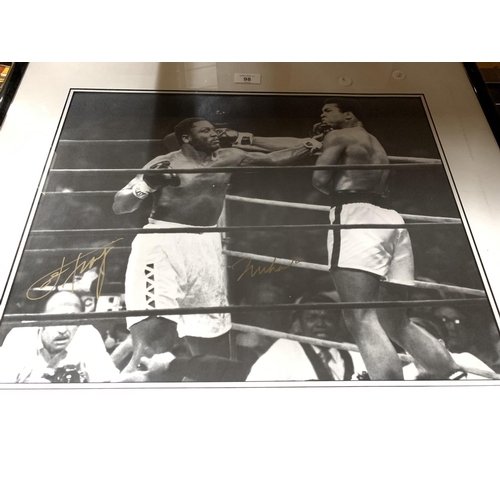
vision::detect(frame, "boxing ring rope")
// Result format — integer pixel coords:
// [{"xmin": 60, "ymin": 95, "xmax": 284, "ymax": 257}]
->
[
  {"xmin": 386, "ymin": 156, "xmax": 441, "ymax": 164},
  {"xmin": 225, "ymin": 195, "xmax": 461, "ymax": 224},
  {"xmin": 225, "ymin": 250, "xmax": 328, "ymax": 273},
  {"xmin": 234, "ymin": 323, "xmax": 412, "ymax": 359},
  {"xmin": 28, "ymin": 221, "xmax": 462, "ymax": 239},
  {"xmin": 1, "ymin": 299, "xmax": 488, "ymax": 325},
  {"xmin": 59, "ymin": 139, "xmax": 164, "ymax": 143},
  {"xmin": 39, "ymin": 189, "xmax": 461, "ymax": 225},
  {"xmin": 388, "ymin": 280, "xmax": 486, "ymax": 297},
  {"xmin": 222, "ymin": 249, "xmax": 487, "ymax": 297},
  {"xmin": 23, "ymin": 247, "xmax": 132, "ymax": 254},
  {"xmin": 55, "ymin": 141, "xmax": 441, "ymax": 166},
  {"xmin": 47, "ymin": 163, "xmax": 442, "ymax": 175},
  {"xmin": 41, "ymin": 191, "xmax": 118, "ymax": 196}
]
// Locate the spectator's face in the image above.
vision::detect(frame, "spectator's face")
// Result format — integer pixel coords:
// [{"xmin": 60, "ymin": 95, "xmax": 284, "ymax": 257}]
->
[
  {"xmin": 41, "ymin": 323, "xmax": 78, "ymax": 354},
  {"xmin": 320, "ymin": 104, "xmax": 345, "ymax": 129},
  {"xmin": 434, "ymin": 307, "xmax": 469, "ymax": 352},
  {"xmin": 41, "ymin": 301, "xmax": 81, "ymax": 354},
  {"xmin": 299, "ymin": 309, "xmax": 339, "ymax": 340},
  {"xmin": 186, "ymin": 120, "xmax": 220, "ymax": 153}
]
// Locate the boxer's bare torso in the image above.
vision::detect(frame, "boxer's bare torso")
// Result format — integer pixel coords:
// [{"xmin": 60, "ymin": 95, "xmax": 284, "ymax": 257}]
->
[
  {"xmin": 314, "ymin": 126, "xmax": 389, "ymax": 197},
  {"xmin": 149, "ymin": 150, "xmax": 235, "ymax": 226},
  {"xmin": 312, "ymin": 103, "xmax": 389, "ymax": 197},
  {"xmin": 113, "ymin": 121, "xmax": 312, "ymax": 225},
  {"xmin": 326, "ymin": 127, "xmax": 389, "ymax": 194}
]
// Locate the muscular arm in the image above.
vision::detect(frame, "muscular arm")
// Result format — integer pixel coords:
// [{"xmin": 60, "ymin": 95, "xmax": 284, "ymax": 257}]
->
[
  {"xmin": 112, "ymin": 155, "xmax": 171, "ymax": 215},
  {"xmin": 236, "ymin": 144, "xmax": 313, "ymax": 166},
  {"xmin": 112, "ymin": 176, "xmax": 144, "ymax": 214},
  {"xmin": 251, "ymin": 136, "xmax": 305, "ymax": 151},
  {"xmin": 312, "ymin": 132, "xmax": 347, "ymax": 195}
]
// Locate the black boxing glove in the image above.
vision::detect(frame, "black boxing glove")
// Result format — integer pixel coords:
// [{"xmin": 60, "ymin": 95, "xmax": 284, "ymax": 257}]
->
[
  {"xmin": 215, "ymin": 128, "xmax": 239, "ymax": 147},
  {"xmin": 216, "ymin": 128, "xmax": 254, "ymax": 148},
  {"xmin": 133, "ymin": 160, "xmax": 180, "ymax": 199},
  {"xmin": 143, "ymin": 161, "xmax": 180, "ymax": 189},
  {"xmin": 311, "ymin": 122, "xmax": 332, "ymax": 138}
]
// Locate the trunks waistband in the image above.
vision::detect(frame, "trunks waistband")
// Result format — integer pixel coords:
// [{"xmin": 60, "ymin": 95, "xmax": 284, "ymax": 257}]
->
[
  {"xmin": 151, "ymin": 206, "xmax": 218, "ymax": 228},
  {"xmin": 147, "ymin": 218, "xmax": 216, "ymax": 229},
  {"xmin": 330, "ymin": 191, "xmax": 392, "ymax": 209}
]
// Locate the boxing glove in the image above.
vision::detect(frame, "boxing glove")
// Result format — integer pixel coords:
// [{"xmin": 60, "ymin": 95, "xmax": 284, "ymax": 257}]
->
[
  {"xmin": 143, "ymin": 160, "xmax": 180, "ymax": 189},
  {"xmin": 215, "ymin": 128, "xmax": 254, "ymax": 148},
  {"xmin": 215, "ymin": 128, "xmax": 239, "ymax": 147},
  {"xmin": 133, "ymin": 160, "xmax": 180, "ymax": 199},
  {"xmin": 311, "ymin": 122, "xmax": 332, "ymax": 137}
]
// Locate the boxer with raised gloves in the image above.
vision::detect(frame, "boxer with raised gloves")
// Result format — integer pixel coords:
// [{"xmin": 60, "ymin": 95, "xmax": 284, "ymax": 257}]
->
[
  {"xmin": 132, "ymin": 160, "xmax": 180, "ymax": 199},
  {"xmin": 113, "ymin": 117, "xmax": 316, "ymax": 375}
]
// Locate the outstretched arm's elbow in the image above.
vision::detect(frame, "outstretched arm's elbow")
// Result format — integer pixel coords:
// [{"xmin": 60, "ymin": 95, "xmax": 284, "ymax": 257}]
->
[
  {"xmin": 112, "ymin": 196, "xmax": 124, "ymax": 214},
  {"xmin": 113, "ymin": 192, "xmax": 134, "ymax": 214},
  {"xmin": 113, "ymin": 202, "xmax": 136, "ymax": 215},
  {"xmin": 112, "ymin": 201, "xmax": 124, "ymax": 215}
]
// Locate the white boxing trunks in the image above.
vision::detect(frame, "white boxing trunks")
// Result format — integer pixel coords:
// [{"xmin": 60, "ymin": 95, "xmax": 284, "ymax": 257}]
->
[
  {"xmin": 328, "ymin": 203, "xmax": 414, "ymax": 281},
  {"xmin": 125, "ymin": 219, "xmax": 231, "ymax": 338}
]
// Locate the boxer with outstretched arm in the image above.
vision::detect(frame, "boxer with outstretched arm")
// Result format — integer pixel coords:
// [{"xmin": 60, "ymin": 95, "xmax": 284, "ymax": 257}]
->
[{"xmin": 113, "ymin": 117, "xmax": 317, "ymax": 374}]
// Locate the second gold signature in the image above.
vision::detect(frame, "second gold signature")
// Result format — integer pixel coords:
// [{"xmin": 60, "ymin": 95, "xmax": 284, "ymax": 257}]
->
[{"xmin": 231, "ymin": 257, "xmax": 301, "ymax": 281}]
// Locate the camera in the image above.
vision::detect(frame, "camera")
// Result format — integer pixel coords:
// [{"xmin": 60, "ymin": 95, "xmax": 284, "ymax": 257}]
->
[{"xmin": 42, "ymin": 363, "xmax": 89, "ymax": 383}]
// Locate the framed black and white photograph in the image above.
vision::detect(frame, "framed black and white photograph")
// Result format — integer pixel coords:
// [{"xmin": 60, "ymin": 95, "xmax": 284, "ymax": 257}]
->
[
  {"xmin": 0, "ymin": 63, "xmax": 499, "ymax": 386},
  {"xmin": 1, "ymin": 61, "xmax": 500, "ymax": 500}
]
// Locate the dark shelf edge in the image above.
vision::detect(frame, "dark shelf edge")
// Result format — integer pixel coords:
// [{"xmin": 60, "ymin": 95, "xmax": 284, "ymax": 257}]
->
[
  {"xmin": 463, "ymin": 62, "xmax": 500, "ymax": 148},
  {"xmin": 0, "ymin": 62, "xmax": 29, "ymax": 127}
]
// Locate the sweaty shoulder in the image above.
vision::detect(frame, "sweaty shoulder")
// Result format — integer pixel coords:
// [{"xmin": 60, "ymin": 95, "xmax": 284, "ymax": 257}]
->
[
  {"xmin": 324, "ymin": 128, "xmax": 366, "ymax": 145},
  {"xmin": 322, "ymin": 129, "xmax": 352, "ymax": 147},
  {"xmin": 144, "ymin": 152, "xmax": 180, "ymax": 169}
]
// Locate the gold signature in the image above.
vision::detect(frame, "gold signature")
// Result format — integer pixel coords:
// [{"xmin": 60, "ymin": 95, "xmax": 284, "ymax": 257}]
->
[
  {"xmin": 231, "ymin": 257, "xmax": 301, "ymax": 281},
  {"xmin": 26, "ymin": 239, "xmax": 123, "ymax": 301}
]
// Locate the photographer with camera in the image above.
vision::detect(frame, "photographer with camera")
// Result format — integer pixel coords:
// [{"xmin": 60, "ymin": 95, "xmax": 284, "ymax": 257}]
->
[{"xmin": 0, "ymin": 291, "xmax": 119, "ymax": 383}]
